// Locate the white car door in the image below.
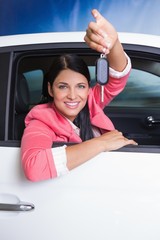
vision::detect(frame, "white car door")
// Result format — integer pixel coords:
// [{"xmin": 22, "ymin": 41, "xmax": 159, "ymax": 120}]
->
[{"xmin": 1, "ymin": 146, "xmax": 160, "ymax": 240}]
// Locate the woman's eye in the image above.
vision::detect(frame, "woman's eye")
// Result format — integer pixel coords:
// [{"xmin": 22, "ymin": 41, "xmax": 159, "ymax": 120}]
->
[
  {"xmin": 58, "ymin": 85, "xmax": 67, "ymax": 89},
  {"xmin": 78, "ymin": 84, "xmax": 85, "ymax": 89}
]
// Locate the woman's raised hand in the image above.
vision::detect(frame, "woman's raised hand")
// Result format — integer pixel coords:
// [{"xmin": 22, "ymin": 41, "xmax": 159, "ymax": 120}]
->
[{"xmin": 84, "ymin": 9, "xmax": 118, "ymax": 55}]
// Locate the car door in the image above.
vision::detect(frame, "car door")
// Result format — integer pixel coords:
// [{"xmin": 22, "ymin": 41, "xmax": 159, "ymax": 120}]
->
[
  {"xmin": 0, "ymin": 34, "xmax": 160, "ymax": 240},
  {"xmin": 1, "ymin": 144, "xmax": 160, "ymax": 240},
  {"xmin": 104, "ymin": 44, "xmax": 160, "ymax": 145}
]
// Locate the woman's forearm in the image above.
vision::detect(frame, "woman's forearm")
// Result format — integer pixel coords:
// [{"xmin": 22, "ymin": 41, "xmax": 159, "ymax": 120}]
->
[
  {"xmin": 66, "ymin": 137, "xmax": 104, "ymax": 170},
  {"xmin": 107, "ymin": 39, "xmax": 127, "ymax": 72},
  {"xmin": 66, "ymin": 130, "xmax": 137, "ymax": 170}
]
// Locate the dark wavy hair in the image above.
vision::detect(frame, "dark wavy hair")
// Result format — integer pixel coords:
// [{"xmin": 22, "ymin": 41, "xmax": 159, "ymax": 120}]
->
[{"xmin": 42, "ymin": 54, "xmax": 94, "ymax": 141}]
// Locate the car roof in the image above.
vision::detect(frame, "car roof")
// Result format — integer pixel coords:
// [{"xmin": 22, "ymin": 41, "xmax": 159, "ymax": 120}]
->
[{"xmin": 0, "ymin": 32, "xmax": 159, "ymax": 48}]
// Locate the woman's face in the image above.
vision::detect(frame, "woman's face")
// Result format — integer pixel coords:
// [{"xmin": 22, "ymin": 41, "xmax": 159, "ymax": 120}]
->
[{"xmin": 48, "ymin": 69, "xmax": 90, "ymax": 122}]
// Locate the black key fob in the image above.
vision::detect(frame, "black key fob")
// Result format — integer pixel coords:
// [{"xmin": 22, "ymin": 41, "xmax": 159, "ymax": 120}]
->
[{"xmin": 96, "ymin": 54, "xmax": 109, "ymax": 85}]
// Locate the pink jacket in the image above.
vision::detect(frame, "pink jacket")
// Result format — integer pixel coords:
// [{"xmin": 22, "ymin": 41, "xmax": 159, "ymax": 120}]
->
[{"xmin": 21, "ymin": 73, "xmax": 129, "ymax": 181}]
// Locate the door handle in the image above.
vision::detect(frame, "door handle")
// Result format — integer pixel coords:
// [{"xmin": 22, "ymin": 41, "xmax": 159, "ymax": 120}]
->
[
  {"xmin": 145, "ymin": 116, "xmax": 160, "ymax": 128},
  {"xmin": 0, "ymin": 202, "xmax": 35, "ymax": 212}
]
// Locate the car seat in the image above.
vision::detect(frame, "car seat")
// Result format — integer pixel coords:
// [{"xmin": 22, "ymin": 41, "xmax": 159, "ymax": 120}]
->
[{"xmin": 14, "ymin": 74, "xmax": 30, "ymax": 140}]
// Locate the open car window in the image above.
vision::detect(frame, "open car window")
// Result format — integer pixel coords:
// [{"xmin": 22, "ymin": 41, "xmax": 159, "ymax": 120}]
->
[{"xmin": 109, "ymin": 68, "xmax": 160, "ymax": 107}]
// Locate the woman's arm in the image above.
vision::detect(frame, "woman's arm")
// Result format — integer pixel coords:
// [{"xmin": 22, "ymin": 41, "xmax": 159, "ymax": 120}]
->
[
  {"xmin": 66, "ymin": 130, "xmax": 137, "ymax": 170},
  {"xmin": 21, "ymin": 124, "xmax": 137, "ymax": 182},
  {"xmin": 84, "ymin": 9, "xmax": 127, "ymax": 71},
  {"xmin": 85, "ymin": 9, "xmax": 131, "ymax": 108}
]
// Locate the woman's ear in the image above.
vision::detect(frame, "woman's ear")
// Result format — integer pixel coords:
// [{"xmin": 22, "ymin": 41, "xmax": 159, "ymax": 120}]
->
[{"xmin": 47, "ymin": 82, "xmax": 54, "ymax": 97}]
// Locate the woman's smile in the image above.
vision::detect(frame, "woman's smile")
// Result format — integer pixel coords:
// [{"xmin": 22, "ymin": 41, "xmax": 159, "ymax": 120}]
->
[{"xmin": 64, "ymin": 101, "xmax": 80, "ymax": 109}]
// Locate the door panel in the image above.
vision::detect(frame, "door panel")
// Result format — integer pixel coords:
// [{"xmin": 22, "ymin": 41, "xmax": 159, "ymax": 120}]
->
[
  {"xmin": 105, "ymin": 108, "xmax": 160, "ymax": 145},
  {"xmin": 104, "ymin": 60, "xmax": 160, "ymax": 145},
  {"xmin": 1, "ymin": 146, "xmax": 160, "ymax": 240}
]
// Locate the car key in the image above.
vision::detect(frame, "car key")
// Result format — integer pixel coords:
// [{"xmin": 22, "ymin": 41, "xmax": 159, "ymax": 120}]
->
[{"xmin": 96, "ymin": 53, "xmax": 109, "ymax": 102}]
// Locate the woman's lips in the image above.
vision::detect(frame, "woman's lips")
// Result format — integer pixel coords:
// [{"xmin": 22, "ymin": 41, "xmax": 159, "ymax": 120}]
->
[{"xmin": 65, "ymin": 102, "xmax": 80, "ymax": 108}]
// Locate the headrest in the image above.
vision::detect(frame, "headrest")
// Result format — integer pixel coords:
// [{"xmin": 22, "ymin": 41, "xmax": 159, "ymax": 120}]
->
[{"xmin": 15, "ymin": 74, "xmax": 30, "ymax": 114}]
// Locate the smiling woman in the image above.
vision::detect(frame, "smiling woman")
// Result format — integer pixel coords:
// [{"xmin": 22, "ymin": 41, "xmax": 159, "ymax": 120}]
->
[
  {"xmin": 20, "ymin": 10, "xmax": 138, "ymax": 182},
  {"xmin": 21, "ymin": 52, "xmax": 137, "ymax": 181},
  {"xmin": 18, "ymin": 10, "xmax": 137, "ymax": 181}
]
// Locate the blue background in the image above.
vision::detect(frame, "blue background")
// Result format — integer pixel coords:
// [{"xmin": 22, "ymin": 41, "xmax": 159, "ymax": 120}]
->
[{"xmin": 0, "ymin": 0, "xmax": 159, "ymax": 36}]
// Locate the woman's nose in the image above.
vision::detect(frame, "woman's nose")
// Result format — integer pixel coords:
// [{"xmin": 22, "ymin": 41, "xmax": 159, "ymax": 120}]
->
[{"xmin": 67, "ymin": 88, "xmax": 76, "ymax": 99}]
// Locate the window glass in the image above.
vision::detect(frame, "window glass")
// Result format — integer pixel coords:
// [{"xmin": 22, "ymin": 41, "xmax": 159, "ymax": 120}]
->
[
  {"xmin": 23, "ymin": 70, "xmax": 43, "ymax": 105},
  {"xmin": 88, "ymin": 66, "xmax": 96, "ymax": 87},
  {"xmin": 109, "ymin": 69, "xmax": 160, "ymax": 107},
  {"xmin": 88, "ymin": 67, "xmax": 160, "ymax": 107}
]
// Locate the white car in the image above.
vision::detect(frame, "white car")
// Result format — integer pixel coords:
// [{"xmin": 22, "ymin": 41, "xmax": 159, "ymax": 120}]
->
[{"xmin": 0, "ymin": 32, "xmax": 160, "ymax": 240}]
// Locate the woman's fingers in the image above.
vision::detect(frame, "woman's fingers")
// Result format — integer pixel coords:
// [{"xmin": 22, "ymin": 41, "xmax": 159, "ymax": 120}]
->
[
  {"xmin": 84, "ymin": 31, "xmax": 109, "ymax": 53},
  {"xmin": 84, "ymin": 9, "xmax": 117, "ymax": 54},
  {"xmin": 91, "ymin": 9, "xmax": 105, "ymax": 28},
  {"xmin": 123, "ymin": 138, "xmax": 138, "ymax": 146},
  {"xmin": 99, "ymin": 130, "xmax": 138, "ymax": 151}
]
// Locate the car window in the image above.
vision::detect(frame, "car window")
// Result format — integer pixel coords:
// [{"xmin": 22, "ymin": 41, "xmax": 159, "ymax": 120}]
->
[
  {"xmin": 22, "ymin": 64, "xmax": 160, "ymax": 108},
  {"xmin": 11, "ymin": 49, "xmax": 159, "ymax": 141},
  {"xmin": 88, "ymin": 66, "xmax": 96, "ymax": 87},
  {"xmin": 109, "ymin": 69, "xmax": 160, "ymax": 107},
  {"xmin": 88, "ymin": 65, "xmax": 160, "ymax": 108},
  {"xmin": 23, "ymin": 70, "xmax": 43, "ymax": 105}
]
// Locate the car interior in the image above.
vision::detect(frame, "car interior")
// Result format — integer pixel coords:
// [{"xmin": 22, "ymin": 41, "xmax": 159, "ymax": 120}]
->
[{"xmin": 12, "ymin": 45, "xmax": 160, "ymax": 148}]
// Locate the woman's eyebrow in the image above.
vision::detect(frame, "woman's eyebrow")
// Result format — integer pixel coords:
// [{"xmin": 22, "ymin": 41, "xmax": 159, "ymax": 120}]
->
[
  {"xmin": 57, "ymin": 82, "xmax": 68, "ymax": 85},
  {"xmin": 77, "ymin": 82, "xmax": 88, "ymax": 85}
]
